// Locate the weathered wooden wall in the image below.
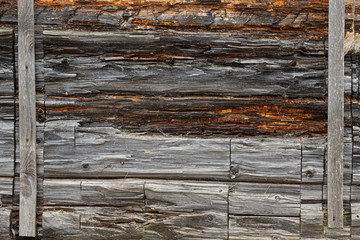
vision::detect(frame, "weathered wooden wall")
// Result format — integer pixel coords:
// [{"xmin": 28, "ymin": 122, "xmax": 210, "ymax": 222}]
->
[{"xmin": 1, "ymin": 0, "xmax": 360, "ymax": 239}]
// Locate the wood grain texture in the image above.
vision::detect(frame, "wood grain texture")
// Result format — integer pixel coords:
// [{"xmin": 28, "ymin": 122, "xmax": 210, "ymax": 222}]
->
[
  {"xmin": 328, "ymin": 0, "xmax": 345, "ymax": 228},
  {"xmin": 43, "ymin": 179, "xmax": 144, "ymax": 206},
  {"xmin": 42, "ymin": 180, "xmax": 228, "ymax": 239},
  {"xmin": 300, "ymin": 203, "xmax": 324, "ymax": 238},
  {"xmin": 44, "ymin": 122, "xmax": 230, "ymax": 179},
  {"xmin": 0, "ymin": 29, "xmax": 14, "ymax": 98},
  {"xmin": 301, "ymin": 137, "xmax": 325, "ymax": 183},
  {"xmin": 229, "ymin": 183, "xmax": 300, "ymax": 217},
  {"xmin": 0, "ymin": 177, "xmax": 13, "ymax": 206},
  {"xmin": 0, "ymin": 0, "xmax": 329, "ymax": 38},
  {"xmin": 45, "ymin": 96, "xmax": 327, "ymax": 137},
  {"xmin": 0, "ymin": 29, "xmax": 15, "ymax": 179},
  {"xmin": 0, "ymin": 208, "xmax": 11, "ymax": 240},
  {"xmin": 229, "ymin": 215, "xmax": 299, "ymax": 240},
  {"xmin": 43, "ymin": 30, "xmax": 327, "ymax": 98},
  {"xmin": 18, "ymin": 0, "xmax": 37, "ymax": 236},
  {"xmin": 230, "ymin": 137, "xmax": 301, "ymax": 183}
]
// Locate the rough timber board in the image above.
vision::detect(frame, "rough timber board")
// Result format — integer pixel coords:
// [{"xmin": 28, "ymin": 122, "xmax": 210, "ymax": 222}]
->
[
  {"xmin": 230, "ymin": 137, "xmax": 301, "ymax": 183},
  {"xmin": 301, "ymin": 137, "xmax": 325, "ymax": 183},
  {"xmin": 0, "ymin": 208, "xmax": 11, "ymax": 240},
  {"xmin": 228, "ymin": 215, "xmax": 300, "ymax": 240},
  {"xmin": 229, "ymin": 182, "xmax": 300, "ymax": 217},
  {"xmin": 42, "ymin": 180, "xmax": 228, "ymax": 239},
  {"xmin": 0, "ymin": 0, "xmax": 328, "ymax": 38},
  {"xmin": 43, "ymin": 179, "xmax": 144, "ymax": 206},
  {"xmin": 45, "ymin": 96, "xmax": 327, "ymax": 137},
  {"xmin": 43, "ymin": 30, "xmax": 326, "ymax": 98},
  {"xmin": 44, "ymin": 122, "xmax": 230, "ymax": 179},
  {"xmin": 0, "ymin": 29, "xmax": 14, "ymax": 178},
  {"xmin": 0, "ymin": 177, "xmax": 13, "ymax": 206}
]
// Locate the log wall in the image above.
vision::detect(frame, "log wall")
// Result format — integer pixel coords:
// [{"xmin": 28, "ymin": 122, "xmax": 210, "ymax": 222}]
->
[{"xmin": 1, "ymin": 0, "xmax": 360, "ymax": 239}]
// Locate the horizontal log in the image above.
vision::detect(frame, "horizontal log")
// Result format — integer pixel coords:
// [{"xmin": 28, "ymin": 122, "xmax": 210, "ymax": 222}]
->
[
  {"xmin": 229, "ymin": 215, "xmax": 300, "ymax": 239},
  {"xmin": 0, "ymin": 208, "xmax": 11, "ymax": 240},
  {"xmin": 229, "ymin": 183, "xmax": 300, "ymax": 217},
  {"xmin": 230, "ymin": 137, "xmax": 302, "ymax": 183},
  {"xmin": 43, "ymin": 30, "xmax": 327, "ymax": 98},
  {"xmin": 0, "ymin": 0, "xmax": 328, "ymax": 37},
  {"xmin": 46, "ymin": 96, "xmax": 327, "ymax": 136},
  {"xmin": 44, "ymin": 122, "xmax": 230, "ymax": 179}
]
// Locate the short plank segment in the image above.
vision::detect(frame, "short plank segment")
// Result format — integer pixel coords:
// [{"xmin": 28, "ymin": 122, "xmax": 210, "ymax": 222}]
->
[
  {"xmin": 229, "ymin": 183, "xmax": 300, "ymax": 217},
  {"xmin": 328, "ymin": 0, "xmax": 345, "ymax": 229},
  {"xmin": 0, "ymin": 208, "xmax": 11, "ymax": 240},
  {"xmin": 229, "ymin": 216, "xmax": 300, "ymax": 240},
  {"xmin": 230, "ymin": 138, "xmax": 301, "ymax": 183},
  {"xmin": 18, "ymin": 0, "xmax": 37, "ymax": 236}
]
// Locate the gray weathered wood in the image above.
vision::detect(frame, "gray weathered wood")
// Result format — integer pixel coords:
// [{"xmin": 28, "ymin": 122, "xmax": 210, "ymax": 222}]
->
[
  {"xmin": 302, "ymin": 137, "xmax": 325, "ymax": 183},
  {"xmin": 44, "ymin": 122, "xmax": 230, "ymax": 179},
  {"xmin": 43, "ymin": 30, "xmax": 326, "ymax": 98},
  {"xmin": 43, "ymin": 179, "xmax": 144, "ymax": 206},
  {"xmin": 328, "ymin": 0, "xmax": 345, "ymax": 228},
  {"xmin": 0, "ymin": 208, "xmax": 11, "ymax": 240},
  {"xmin": 229, "ymin": 215, "xmax": 299, "ymax": 240},
  {"xmin": 229, "ymin": 183, "xmax": 300, "ymax": 217},
  {"xmin": 230, "ymin": 137, "xmax": 301, "ymax": 183},
  {"xmin": 0, "ymin": 29, "xmax": 15, "ymax": 178},
  {"xmin": 300, "ymin": 203, "xmax": 324, "ymax": 238},
  {"xmin": 301, "ymin": 184, "xmax": 323, "ymax": 202},
  {"xmin": 351, "ymin": 203, "xmax": 360, "ymax": 238},
  {"xmin": 18, "ymin": 0, "xmax": 37, "ymax": 236},
  {"xmin": 42, "ymin": 180, "xmax": 228, "ymax": 239},
  {"xmin": 0, "ymin": 177, "xmax": 14, "ymax": 206}
]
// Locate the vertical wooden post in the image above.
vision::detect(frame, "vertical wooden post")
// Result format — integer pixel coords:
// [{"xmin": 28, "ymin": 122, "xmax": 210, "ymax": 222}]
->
[
  {"xmin": 18, "ymin": 0, "xmax": 37, "ymax": 237},
  {"xmin": 328, "ymin": 0, "xmax": 345, "ymax": 229}
]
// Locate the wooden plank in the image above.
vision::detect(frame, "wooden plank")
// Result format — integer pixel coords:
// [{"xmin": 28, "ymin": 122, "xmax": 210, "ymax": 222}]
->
[
  {"xmin": 44, "ymin": 123, "xmax": 230, "ymax": 179},
  {"xmin": 300, "ymin": 203, "xmax": 324, "ymax": 238},
  {"xmin": 230, "ymin": 137, "xmax": 301, "ymax": 183},
  {"xmin": 43, "ymin": 30, "xmax": 326, "ymax": 98},
  {"xmin": 45, "ymin": 96, "xmax": 327, "ymax": 137},
  {"xmin": 228, "ymin": 215, "xmax": 300, "ymax": 240},
  {"xmin": 301, "ymin": 184, "xmax": 323, "ymax": 202},
  {"xmin": 301, "ymin": 137, "xmax": 325, "ymax": 183},
  {"xmin": 0, "ymin": 177, "xmax": 14, "ymax": 206},
  {"xmin": 1, "ymin": 1, "xmax": 328, "ymax": 38},
  {"xmin": 0, "ymin": 29, "xmax": 15, "ymax": 179},
  {"xmin": 0, "ymin": 208, "xmax": 11, "ymax": 240},
  {"xmin": 43, "ymin": 179, "xmax": 144, "ymax": 206},
  {"xmin": 144, "ymin": 180, "xmax": 228, "ymax": 239},
  {"xmin": 229, "ymin": 183, "xmax": 300, "ymax": 217},
  {"xmin": 328, "ymin": 0, "xmax": 345, "ymax": 228},
  {"xmin": 351, "ymin": 202, "xmax": 360, "ymax": 238},
  {"xmin": 18, "ymin": 0, "xmax": 37, "ymax": 236}
]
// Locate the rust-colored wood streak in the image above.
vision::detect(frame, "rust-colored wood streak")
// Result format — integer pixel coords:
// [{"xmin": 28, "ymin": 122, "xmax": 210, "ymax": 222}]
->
[
  {"xmin": 0, "ymin": 0, "xmax": 331, "ymax": 38},
  {"xmin": 46, "ymin": 96, "xmax": 327, "ymax": 136}
]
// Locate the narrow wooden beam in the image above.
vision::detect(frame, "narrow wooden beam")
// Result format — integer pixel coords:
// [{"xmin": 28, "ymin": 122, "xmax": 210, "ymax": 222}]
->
[
  {"xmin": 328, "ymin": 0, "xmax": 345, "ymax": 229},
  {"xmin": 18, "ymin": 0, "xmax": 37, "ymax": 237}
]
